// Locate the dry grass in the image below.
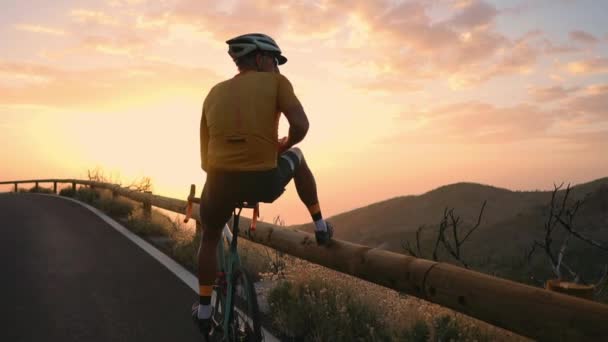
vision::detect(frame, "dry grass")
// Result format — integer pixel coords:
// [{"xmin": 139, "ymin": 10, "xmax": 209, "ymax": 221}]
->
[{"xmin": 257, "ymin": 252, "xmax": 531, "ymax": 342}]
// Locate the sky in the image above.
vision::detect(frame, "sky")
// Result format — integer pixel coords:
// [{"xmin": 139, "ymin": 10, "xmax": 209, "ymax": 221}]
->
[{"xmin": 1, "ymin": 0, "xmax": 607, "ymax": 224}]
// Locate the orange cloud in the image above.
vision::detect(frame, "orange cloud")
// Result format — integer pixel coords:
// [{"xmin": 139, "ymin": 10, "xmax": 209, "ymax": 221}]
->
[
  {"xmin": 528, "ymin": 85, "xmax": 580, "ymax": 102},
  {"xmin": 448, "ymin": 0, "xmax": 498, "ymax": 29},
  {"xmin": 385, "ymin": 85, "xmax": 608, "ymax": 145},
  {"xmin": 387, "ymin": 102, "xmax": 554, "ymax": 144},
  {"xmin": 164, "ymin": 0, "xmax": 536, "ymax": 88},
  {"xmin": 14, "ymin": 24, "xmax": 68, "ymax": 36},
  {"xmin": 567, "ymin": 57, "xmax": 608, "ymax": 74},
  {"xmin": 565, "ymin": 84, "xmax": 608, "ymax": 118},
  {"xmin": 80, "ymin": 35, "xmax": 147, "ymax": 56},
  {"xmin": 0, "ymin": 61, "xmax": 217, "ymax": 109},
  {"xmin": 70, "ymin": 9, "xmax": 119, "ymax": 26}
]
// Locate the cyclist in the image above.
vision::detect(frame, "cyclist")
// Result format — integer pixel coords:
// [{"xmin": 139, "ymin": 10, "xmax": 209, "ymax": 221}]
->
[{"xmin": 192, "ymin": 33, "xmax": 334, "ymax": 336}]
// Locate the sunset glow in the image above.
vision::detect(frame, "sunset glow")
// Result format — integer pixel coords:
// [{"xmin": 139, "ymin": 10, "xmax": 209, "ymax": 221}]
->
[{"xmin": 1, "ymin": 0, "xmax": 607, "ymax": 224}]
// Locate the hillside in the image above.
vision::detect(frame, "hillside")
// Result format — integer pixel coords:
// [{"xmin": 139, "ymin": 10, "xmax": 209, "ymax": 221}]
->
[
  {"xmin": 295, "ymin": 178, "xmax": 606, "ymax": 243},
  {"xmin": 292, "ymin": 177, "xmax": 608, "ymax": 284}
]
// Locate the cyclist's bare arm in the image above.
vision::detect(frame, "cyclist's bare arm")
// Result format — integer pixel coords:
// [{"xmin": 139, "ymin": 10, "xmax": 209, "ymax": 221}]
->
[{"xmin": 282, "ymin": 102, "xmax": 309, "ymax": 149}]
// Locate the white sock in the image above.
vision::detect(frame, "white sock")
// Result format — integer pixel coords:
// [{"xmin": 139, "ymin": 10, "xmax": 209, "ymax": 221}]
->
[
  {"xmin": 314, "ymin": 219, "xmax": 327, "ymax": 232},
  {"xmin": 198, "ymin": 304, "xmax": 212, "ymax": 319}
]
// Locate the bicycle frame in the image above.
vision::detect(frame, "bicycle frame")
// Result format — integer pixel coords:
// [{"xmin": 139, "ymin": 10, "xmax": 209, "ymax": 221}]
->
[
  {"xmin": 218, "ymin": 207, "xmax": 242, "ymax": 336},
  {"xmin": 185, "ymin": 185, "xmax": 259, "ymax": 341}
]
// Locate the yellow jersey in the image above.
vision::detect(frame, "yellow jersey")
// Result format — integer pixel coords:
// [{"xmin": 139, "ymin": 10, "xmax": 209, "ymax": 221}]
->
[{"xmin": 200, "ymin": 72, "xmax": 301, "ymax": 171}]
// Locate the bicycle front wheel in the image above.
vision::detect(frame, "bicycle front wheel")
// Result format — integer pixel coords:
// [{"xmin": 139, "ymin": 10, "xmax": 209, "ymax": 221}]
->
[{"xmin": 227, "ymin": 266, "xmax": 262, "ymax": 342}]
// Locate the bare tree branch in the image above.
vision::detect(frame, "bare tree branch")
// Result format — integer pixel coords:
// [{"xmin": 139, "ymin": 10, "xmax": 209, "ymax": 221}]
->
[
  {"xmin": 125, "ymin": 176, "xmax": 153, "ymax": 192},
  {"xmin": 401, "ymin": 240, "xmax": 418, "ymax": 257},
  {"xmin": 527, "ymin": 241, "xmax": 546, "ymax": 262},
  {"xmin": 401, "ymin": 200, "xmax": 485, "ymax": 270},
  {"xmin": 415, "ymin": 225, "xmax": 423, "ymax": 257},
  {"xmin": 402, "ymin": 225, "xmax": 426, "ymax": 258},
  {"xmin": 461, "ymin": 200, "xmax": 487, "ymax": 244},
  {"xmin": 555, "ymin": 234, "xmax": 571, "ymax": 278},
  {"xmin": 556, "ymin": 216, "xmax": 608, "ymax": 252},
  {"xmin": 432, "ymin": 209, "xmax": 450, "ymax": 261}
]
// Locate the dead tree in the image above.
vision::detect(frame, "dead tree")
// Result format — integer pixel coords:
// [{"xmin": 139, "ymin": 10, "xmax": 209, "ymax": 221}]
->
[
  {"xmin": 125, "ymin": 176, "xmax": 153, "ymax": 192},
  {"xmin": 527, "ymin": 183, "xmax": 608, "ymax": 299},
  {"xmin": 402, "ymin": 201, "xmax": 487, "ymax": 269}
]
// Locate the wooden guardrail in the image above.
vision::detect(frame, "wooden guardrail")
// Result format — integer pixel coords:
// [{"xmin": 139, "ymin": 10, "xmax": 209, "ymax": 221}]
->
[{"xmin": 2, "ymin": 179, "xmax": 608, "ymax": 341}]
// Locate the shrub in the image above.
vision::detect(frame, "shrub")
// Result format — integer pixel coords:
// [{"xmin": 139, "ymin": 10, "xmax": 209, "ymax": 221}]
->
[
  {"xmin": 59, "ymin": 187, "xmax": 76, "ymax": 197},
  {"xmin": 402, "ymin": 320, "xmax": 430, "ymax": 342},
  {"xmin": 98, "ymin": 197, "xmax": 133, "ymax": 219},
  {"xmin": 433, "ymin": 315, "xmax": 460, "ymax": 341},
  {"xmin": 124, "ymin": 218, "xmax": 167, "ymax": 237},
  {"xmin": 28, "ymin": 186, "xmax": 54, "ymax": 194},
  {"xmin": 172, "ymin": 232, "xmax": 199, "ymax": 272},
  {"xmin": 267, "ymin": 278, "xmax": 391, "ymax": 341},
  {"xmin": 75, "ymin": 187, "xmax": 100, "ymax": 205}
]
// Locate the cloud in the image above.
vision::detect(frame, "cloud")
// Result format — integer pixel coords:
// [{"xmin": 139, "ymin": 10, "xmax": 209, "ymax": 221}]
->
[
  {"xmin": 108, "ymin": 0, "xmax": 148, "ymax": 7},
  {"xmin": 0, "ymin": 63, "xmax": 54, "ymax": 87},
  {"xmin": 80, "ymin": 35, "xmax": 147, "ymax": 56},
  {"xmin": 528, "ymin": 85, "xmax": 580, "ymax": 102},
  {"xmin": 569, "ymin": 30, "xmax": 598, "ymax": 45},
  {"xmin": 0, "ymin": 61, "xmax": 218, "ymax": 109},
  {"xmin": 388, "ymin": 101, "xmax": 555, "ymax": 144},
  {"xmin": 163, "ymin": 0, "xmax": 538, "ymax": 88},
  {"xmin": 447, "ymin": 0, "xmax": 498, "ymax": 29},
  {"xmin": 567, "ymin": 57, "xmax": 608, "ymax": 74},
  {"xmin": 14, "ymin": 24, "xmax": 68, "ymax": 36},
  {"xmin": 170, "ymin": 0, "xmax": 284, "ymax": 39},
  {"xmin": 565, "ymin": 84, "xmax": 608, "ymax": 118},
  {"xmin": 385, "ymin": 85, "xmax": 608, "ymax": 145},
  {"xmin": 542, "ymin": 41, "xmax": 579, "ymax": 55},
  {"xmin": 354, "ymin": 76, "xmax": 423, "ymax": 94},
  {"xmin": 47, "ymin": 0, "xmax": 598, "ymax": 95},
  {"xmin": 70, "ymin": 9, "xmax": 120, "ymax": 26}
]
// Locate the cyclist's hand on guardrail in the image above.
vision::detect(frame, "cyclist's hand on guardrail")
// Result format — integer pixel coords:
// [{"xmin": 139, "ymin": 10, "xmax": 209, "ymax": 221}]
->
[{"xmin": 278, "ymin": 136, "xmax": 289, "ymax": 154}]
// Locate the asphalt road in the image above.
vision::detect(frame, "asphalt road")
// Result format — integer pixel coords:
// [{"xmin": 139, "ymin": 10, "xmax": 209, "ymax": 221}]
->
[{"xmin": 1, "ymin": 193, "xmax": 202, "ymax": 342}]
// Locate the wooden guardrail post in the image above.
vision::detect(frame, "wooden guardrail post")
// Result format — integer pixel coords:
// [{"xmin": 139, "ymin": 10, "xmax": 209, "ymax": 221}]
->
[
  {"xmin": 143, "ymin": 191, "xmax": 152, "ymax": 220},
  {"xmin": 72, "ymin": 182, "xmax": 76, "ymax": 192},
  {"xmin": 14, "ymin": 183, "xmax": 17, "ymax": 192},
  {"xmin": 35, "ymin": 182, "xmax": 39, "ymax": 192},
  {"xmin": 53, "ymin": 182, "xmax": 57, "ymax": 194}
]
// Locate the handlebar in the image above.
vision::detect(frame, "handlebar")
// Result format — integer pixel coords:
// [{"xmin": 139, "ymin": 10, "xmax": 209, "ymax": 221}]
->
[
  {"xmin": 184, "ymin": 184, "xmax": 199, "ymax": 223},
  {"xmin": 183, "ymin": 183, "xmax": 259, "ymax": 233}
]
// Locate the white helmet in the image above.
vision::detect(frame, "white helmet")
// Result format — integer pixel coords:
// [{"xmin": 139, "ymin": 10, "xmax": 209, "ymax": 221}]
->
[{"xmin": 226, "ymin": 33, "xmax": 288, "ymax": 65}]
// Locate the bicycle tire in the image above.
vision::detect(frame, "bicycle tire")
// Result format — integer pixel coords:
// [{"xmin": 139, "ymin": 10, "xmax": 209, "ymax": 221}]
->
[{"xmin": 227, "ymin": 266, "xmax": 262, "ymax": 342}]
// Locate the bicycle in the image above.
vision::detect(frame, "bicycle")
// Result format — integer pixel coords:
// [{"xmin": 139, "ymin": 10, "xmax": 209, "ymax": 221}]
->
[{"xmin": 185, "ymin": 184, "xmax": 263, "ymax": 342}]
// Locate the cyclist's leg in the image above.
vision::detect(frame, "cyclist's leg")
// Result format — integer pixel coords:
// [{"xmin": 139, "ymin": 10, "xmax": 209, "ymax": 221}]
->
[
  {"xmin": 196, "ymin": 179, "xmax": 233, "ymax": 323},
  {"xmin": 278, "ymin": 148, "xmax": 318, "ymax": 206},
  {"xmin": 276, "ymin": 148, "xmax": 333, "ymax": 244}
]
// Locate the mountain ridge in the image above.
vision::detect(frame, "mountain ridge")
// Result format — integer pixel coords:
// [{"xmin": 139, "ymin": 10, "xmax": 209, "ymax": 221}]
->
[{"xmin": 291, "ymin": 177, "xmax": 608, "ymax": 248}]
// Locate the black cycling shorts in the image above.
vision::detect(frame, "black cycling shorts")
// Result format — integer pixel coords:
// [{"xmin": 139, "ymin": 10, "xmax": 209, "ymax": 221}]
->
[{"xmin": 199, "ymin": 149, "xmax": 302, "ymax": 229}]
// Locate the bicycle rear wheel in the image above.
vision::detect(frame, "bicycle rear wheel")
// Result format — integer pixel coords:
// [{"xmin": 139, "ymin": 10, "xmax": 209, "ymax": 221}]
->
[
  {"xmin": 227, "ymin": 266, "xmax": 262, "ymax": 342},
  {"xmin": 208, "ymin": 286, "xmax": 226, "ymax": 341}
]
